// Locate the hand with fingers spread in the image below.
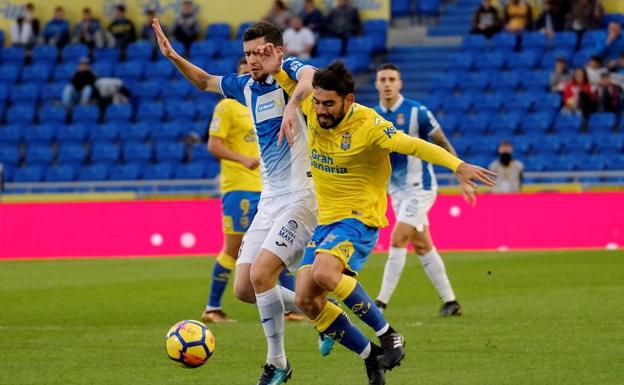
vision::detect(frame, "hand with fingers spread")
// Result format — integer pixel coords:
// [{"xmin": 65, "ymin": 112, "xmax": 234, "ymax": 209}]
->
[
  {"xmin": 152, "ymin": 18, "xmax": 177, "ymax": 59},
  {"xmin": 455, "ymin": 163, "xmax": 497, "ymax": 205},
  {"xmin": 240, "ymin": 156, "xmax": 261, "ymax": 170}
]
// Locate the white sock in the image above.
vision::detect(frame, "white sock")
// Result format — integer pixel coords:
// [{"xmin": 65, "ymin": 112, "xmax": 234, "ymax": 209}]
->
[
  {"xmin": 359, "ymin": 342, "xmax": 372, "ymax": 359},
  {"xmin": 255, "ymin": 286, "xmax": 287, "ymax": 369},
  {"xmin": 278, "ymin": 285, "xmax": 302, "ymax": 314},
  {"xmin": 419, "ymin": 247, "xmax": 456, "ymax": 303},
  {"xmin": 377, "ymin": 247, "xmax": 408, "ymax": 304}
]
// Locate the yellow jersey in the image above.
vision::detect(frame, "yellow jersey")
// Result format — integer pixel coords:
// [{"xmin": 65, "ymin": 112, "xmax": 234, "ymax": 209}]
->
[
  {"xmin": 209, "ymin": 99, "xmax": 262, "ymax": 193},
  {"xmin": 275, "ymin": 70, "xmax": 463, "ymax": 228}
]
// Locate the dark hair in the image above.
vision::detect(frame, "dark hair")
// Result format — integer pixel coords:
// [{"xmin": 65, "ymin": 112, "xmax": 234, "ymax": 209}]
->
[
  {"xmin": 116, "ymin": 4, "xmax": 126, "ymax": 13},
  {"xmin": 313, "ymin": 61, "xmax": 355, "ymax": 96},
  {"xmin": 590, "ymin": 55, "xmax": 603, "ymax": 64},
  {"xmin": 243, "ymin": 22, "xmax": 283, "ymax": 46},
  {"xmin": 377, "ymin": 63, "xmax": 401, "ymax": 73},
  {"xmin": 55, "ymin": 6, "xmax": 63, "ymax": 12},
  {"xmin": 274, "ymin": 0, "xmax": 288, "ymax": 10},
  {"xmin": 83, "ymin": 7, "xmax": 91, "ymax": 13}
]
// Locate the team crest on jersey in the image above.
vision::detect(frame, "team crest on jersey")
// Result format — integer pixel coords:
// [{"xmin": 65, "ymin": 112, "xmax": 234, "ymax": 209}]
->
[
  {"xmin": 397, "ymin": 113, "xmax": 405, "ymax": 126},
  {"xmin": 287, "ymin": 220, "xmax": 299, "ymax": 231},
  {"xmin": 341, "ymin": 132, "xmax": 352, "ymax": 151}
]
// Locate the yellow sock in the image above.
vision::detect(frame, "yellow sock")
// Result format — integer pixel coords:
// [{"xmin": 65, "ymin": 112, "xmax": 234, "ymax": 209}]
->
[
  {"xmin": 332, "ymin": 274, "xmax": 357, "ymax": 301},
  {"xmin": 216, "ymin": 251, "xmax": 236, "ymax": 270},
  {"xmin": 312, "ymin": 301, "xmax": 343, "ymax": 333}
]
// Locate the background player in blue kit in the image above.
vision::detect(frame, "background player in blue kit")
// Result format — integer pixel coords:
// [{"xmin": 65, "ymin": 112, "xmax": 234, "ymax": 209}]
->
[{"xmin": 374, "ymin": 63, "xmax": 464, "ymax": 317}]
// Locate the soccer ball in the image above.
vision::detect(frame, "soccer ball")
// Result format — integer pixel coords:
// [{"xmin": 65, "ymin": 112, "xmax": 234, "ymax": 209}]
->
[{"xmin": 165, "ymin": 320, "xmax": 215, "ymax": 368}]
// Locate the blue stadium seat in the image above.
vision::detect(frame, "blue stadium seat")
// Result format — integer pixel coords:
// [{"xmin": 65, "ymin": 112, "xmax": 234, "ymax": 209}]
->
[
  {"xmin": 577, "ymin": 157, "xmax": 606, "ymax": 171},
  {"xmin": 551, "ymin": 31, "xmax": 577, "ymax": 50},
  {"xmin": 127, "ymin": 41, "xmax": 154, "ymax": 61},
  {"xmin": 594, "ymin": 134, "xmax": 624, "ymax": 154},
  {"xmin": 436, "ymin": 115, "xmax": 459, "ymax": 134},
  {"xmin": 346, "ymin": 36, "xmax": 373, "ymax": 57},
  {"xmin": 62, "ymin": 44, "xmax": 89, "ymax": 62},
  {"xmin": 564, "ymin": 136, "xmax": 594, "ymax": 154},
  {"xmin": 543, "ymin": 93, "xmax": 562, "ymax": 110},
  {"xmin": 155, "ymin": 142, "xmax": 185, "ymax": 163},
  {"xmin": 145, "ymin": 60, "xmax": 175, "ymax": 79},
  {"xmin": 13, "ymin": 166, "xmax": 44, "ymax": 182},
  {"xmin": 0, "ymin": 145, "xmax": 21, "ymax": 167},
  {"xmin": 458, "ymin": 113, "xmax": 490, "ymax": 135},
  {"xmin": 0, "ymin": 64, "xmax": 21, "ymax": 83},
  {"xmin": 391, "ymin": 0, "xmax": 412, "ymax": 17},
  {"xmin": 175, "ymin": 163, "xmax": 205, "ymax": 179},
  {"xmin": 462, "ymin": 34, "xmax": 488, "ymax": 52},
  {"xmin": 153, "ymin": 121, "xmax": 185, "ymax": 141},
  {"xmin": 571, "ymin": 49, "xmax": 596, "ymax": 68},
  {"xmin": 220, "ymin": 40, "xmax": 243, "ymax": 60},
  {"xmin": 429, "ymin": 72, "xmax": 458, "ymax": 92},
  {"xmin": 588, "ymin": 112, "xmax": 616, "ymax": 134},
  {"xmin": 521, "ymin": 112, "xmax": 554, "ymax": 135},
  {"xmin": 521, "ymin": 71, "xmax": 549, "ymax": 92},
  {"xmin": 90, "ymin": 123, "xmax": 120, "ymax": 142},
  {"xmin": 363, "ymin": 19, "xmax": 388, "ymax": 53},
  {"xmin": 134, "ymin": 80, "xmax": 162, "ymax": 100},
  {"xmin": 58, "ymin": 123, "xmax": 90, "ymax": 144},
  {"xmin": 1, "ymin": 47, "xmax": 26, "ymax": 63},
  {"xmin": 479, "ymin": 51, "xmax": 506, "ymax": 71},
  {"xmin": 165, "ymin": 101, "xmax": 197, "ymax": 122},
  {"xmin": 45, "ymin": 165, "xmax": 77, "ymax": 182},
  {"xmin": 22, "ymin": 64, "xmax": 52, "ymax": 82},
  {"xmin": 580, "ymin": 30, "xmax": 606, "ymax": 49},
  {"xmin": 90, "ymin": 143, "xmax": 120, "ymax": 164},
  {"xmin": 236, "ymin": 22, "xmax": 255, "ymax": 39},
  {"xmin": 492, "ymin": 112, "xmax": 522, "ymax": 135},
  {"xmin": 417, "ymin": 0, "xmax": 440, "ymax": 16},
  {"xmin": 57, "ymin": 144, "xmax": 87, "ymax": 165},
  {"xmin": 114, "ymin": 60, "xmax": 145, "ymax": 81},
  {"xmin": 105, "ymin": 103, "xmax": 133, "ymax": 123},
  {"xmin": 78, "ymin": 164, "xmax": 110, "ymax": 181},
  {"xmin": 447, "ymin": 52, "xmax": 473, "ymax": 71},
  {"xmin": 109, "ymin": 163, "xmax": 142, "ymax": 181},
  {"xmin": 460, "ymin": 72, "xmax": 490, "ymax": 92},
  {"xmin": 7, "ymin": 105, "xmax": 36, "ymax": 124},
  {"xmin": 534, "ymin": 135, "xmax": 563, "ymax": 154},
  {"xmin": 91, "ymin": 62, "xmax": 115, "ymax": 78},
  {"xmin": 143, "ymin": 163, "xmax": 174, "ymax": 180},
  {"xmin": 53, "ymin": 62, "xmax": 76, "ymax": 82},
  {"xmin": 478, "ymin": 93, "xmax": 505, "ymax": 113},
  {"xmin": 205, "ymin": 163, "xmax": 221, "ymax": 178},
  {"xmin": 0, "ymin": 124, "xmax": 24, "ymax": 145},
  {"xmin": 507, "ymin": 51, "xmax": 541, "ymax": 70},
  {"xmin": 190, "ymin": 40, "xmax": 221, "ymax": 60},
  {"xmin": 190, "ymin": 143, "xmax": 216, "ymax": 162},
  {"xmin": 522, "ymin": 32, "xmax": 548, "ymax": 51},
  {"xmin": 72, "ymin": 105, "xmax": 100, "ymax": 123},
  {"xmin": 24, "ymin": 123, "xmax": 57, "ymax": 144},
  {"xmin": 553, "ymin": 114, "xmax": 582, "ymax": 135},
  {"xmin": 32, "ymin": 45, "xmax": 58, "ymax": 63},
  {"xmin": 498, "ymin": 71, "xmax": 523, "ymax": 90},
  {"xmin": 10, "ymin": 83, "xmax": 41, "ymax": 103},
  {"xmin": 540, "ymin": 49, "xmax": 574, "ymax": 69},
  {"xmin": 316, "ymin": 38, "xmax": 343, "ymax": 57},
  {"xmin": 491, "ymin": 32, "xmax": 517, "ymax": 51},
  {"xmin": 25, "ymin": 144, "xmax": 54, "ymax": 165},
  {"xmin": 93, "ymin": 48, "xmax": 120, "ymax": 63},
  {"xmin": 443, "ymin": 95, "xmax": 473, "ymax": 114},
  {"xmin": 511, "ymin": 135, "xmax": 532, "ymax": 155},
  {"xmin": 122, "ymin": 142, "xmax": 152, "ymax": 163},
  {"xmin": 604, "ymin": 152, "xmax": 624, "ymax": 170},
  {"xmin": 343, "ymin": 55, "xmax": 369, "ymax": 74},
  {"xmin": 39, "ymin": 105, "xmax": 67, "ymax": 124},
  {"xmin": 122, "ymin": 122, "xmax": 151, "ymax": 141},
  {"xmin": 206, "ymin": 23, "xmax": 231, "ymax": 40},
  {"xmin": 136, "ymin": 102, "xmax": 165, "ymax": 122},
  {"xmin": 0, "ymin": 84, "xmax": 8, "ymax": 103}
]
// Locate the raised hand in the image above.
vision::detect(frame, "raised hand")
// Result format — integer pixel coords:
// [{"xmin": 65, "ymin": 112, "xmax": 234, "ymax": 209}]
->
[
  {"xmin": 254, "ymin": 43, "xmax": 282, "ymax": 75},
  {"xmin": 152, "ymin": 18, "xmax": 176, "ymax": 59},
  {"xmin": 455, "ymin": 163, "xmax": 497, "ymax": 205}
]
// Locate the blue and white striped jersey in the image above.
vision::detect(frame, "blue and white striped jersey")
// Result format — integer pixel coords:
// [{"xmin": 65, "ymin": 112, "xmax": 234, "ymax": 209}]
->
[
  {"xmin": 218, "ymin": 58, "xmax": 314, "ymax": 197},
  {"xmin": 375, "ymin": 95, "xmax": 441, "ymax": 193}
]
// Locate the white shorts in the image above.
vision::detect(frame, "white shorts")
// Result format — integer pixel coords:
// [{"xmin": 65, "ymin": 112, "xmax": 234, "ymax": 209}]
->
[
  {"xmin": 237, "ymin": 189, "xmax": 318, "ymax": 272},
  {"xmin": 390, "ymin": 188, "xmax": 437, "ymax": 232}
]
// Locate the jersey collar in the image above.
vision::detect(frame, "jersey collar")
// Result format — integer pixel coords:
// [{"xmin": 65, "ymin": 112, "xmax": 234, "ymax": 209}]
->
[{"xmin": 378, "ymin": 94, "xmax": 404, "ymax": 113}]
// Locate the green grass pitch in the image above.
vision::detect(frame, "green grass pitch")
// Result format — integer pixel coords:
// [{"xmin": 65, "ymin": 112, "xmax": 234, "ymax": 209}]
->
[{"xmin": 1, "ymin": 250, "xmax": 623, "ymax": 385}]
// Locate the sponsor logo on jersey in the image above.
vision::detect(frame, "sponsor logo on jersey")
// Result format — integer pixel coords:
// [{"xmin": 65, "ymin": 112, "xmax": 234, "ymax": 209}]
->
[
  {"xmin": 384, "ymin": 126, "xmax": 398, "ymax": 139},
  {"xmin": 341, "ymin": 132, "xmax": 352, "ymax": 151},
  {"xmin": 397, "ymin": 113, "xmax": 405, "ymax": 126},
  {"xmin": 287, "ymin": 220, "xmax": 298, "ymax": 232},
  {"xmin": 278, "ymin": 222, "xmax": 297, "ymax": 245}
]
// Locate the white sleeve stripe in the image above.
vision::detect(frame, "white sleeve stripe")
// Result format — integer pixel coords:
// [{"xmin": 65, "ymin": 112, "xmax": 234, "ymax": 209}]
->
[
  {"xmin": 217, "ymin": 76, "xmax": 226, "ymax": 98},
  {"xmin": 295, "ymin": 64, "xmax": 315, "ymax": 81},
  {"xmin": 409, "ymin": 107, "xmax": 419, "ymax": 136}
]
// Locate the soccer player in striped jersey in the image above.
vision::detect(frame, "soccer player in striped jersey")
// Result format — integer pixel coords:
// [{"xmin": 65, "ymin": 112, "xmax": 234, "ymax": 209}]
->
[
  {"xmin": 154, "ymin": 20, "xmax": 315, "ymax": 384},
  {"xmin": 374, "ymin": 63, "xmax": 463, "ymax": 316},
  {"xmin": 257, "ymin": 46, "xmax": 496, "ymax": 384},
  {"xmin": 201, "ymin": 58, "xmax": 303, "ymax": 324}
]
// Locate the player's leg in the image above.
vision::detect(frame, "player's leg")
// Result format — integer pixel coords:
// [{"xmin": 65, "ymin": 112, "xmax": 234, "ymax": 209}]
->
[
  {"xmin": 411, "ymin": 226, "xmax": 462, "ymax": 316},
  {"xmin": 296, "ymin": 266, "xmax": 385, "ymax": 385},
  {"xmin": 375, "ymin": 220, "xmax": 412, "ymax": 311},
  {"xmin": 279, "ymin": 269, "xmax": 305, "ymax": 321},
  {"xmin": 202, "ymin": 233, "xmax": 242, "ymax": 322}
]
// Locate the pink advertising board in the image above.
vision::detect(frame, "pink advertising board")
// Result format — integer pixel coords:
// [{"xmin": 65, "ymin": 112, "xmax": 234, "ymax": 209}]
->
[{"xmin": 1, "ymin": 192, "xmax": 622, "ymax": 259}]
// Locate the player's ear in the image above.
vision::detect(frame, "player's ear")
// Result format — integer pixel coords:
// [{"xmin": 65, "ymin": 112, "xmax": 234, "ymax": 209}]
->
[{"xmin": 345, "ymin": 93, "xmax": 355, "ymax": 105}]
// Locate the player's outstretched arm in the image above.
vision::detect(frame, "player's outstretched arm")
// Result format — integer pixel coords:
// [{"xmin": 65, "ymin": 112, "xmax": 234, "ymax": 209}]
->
[
  {"xmin": 455, "ymin": 162, "xmax": 497, "ymax": 205},
  {"xmin": 153, "ymin": 18, "xmax": 220, "ymax": 93},
  {"xmin": 207, "ymin": 137, "xmax": 260, "ymax": 170},
  {"xmin": 430, "ymin": 128, "xmax": 457, "ymax": 157}
]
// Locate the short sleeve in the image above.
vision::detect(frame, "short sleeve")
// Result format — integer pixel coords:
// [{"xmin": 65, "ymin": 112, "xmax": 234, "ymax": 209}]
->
[
  {"xmin": 282, "ymin": 57, "xmax": 314, "ymax": 81},
  {"xmin": 218, "ymin": 73, "xmax": 249, "ymax": 105},
  {"xmin": 367, "ymin": 114, "xmax": 402, "ymax": 152},
  {"xmin": 418, "ymin": 106, "xmax": 441, "ymax": 136},
  {"xmin": 209, "ymin": 100, "xmax": 232, "ymax": 139}
]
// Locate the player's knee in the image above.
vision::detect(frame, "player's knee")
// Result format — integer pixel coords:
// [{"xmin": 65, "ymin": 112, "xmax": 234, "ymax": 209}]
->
[
  {"xmin": 311, "ymin": 266, "xmax": 340, "ymax": 291},
  {"xmin": 249, "ymin": 265, "xmax": 268, "ymax": 292},
  {"xmin": 390, "ymin": 231, "xmax": 410, "ymax": 248},
  {"xmin": 413, "ymin": 240, "xmax": 432, "ymax": 255},
  {"xmin": 233, "ymin": 284, "xmax": 255, "ymax": 304},
  {"xmin": 294, "ymin": 292, "xmax": 317, "ymax": 315}
]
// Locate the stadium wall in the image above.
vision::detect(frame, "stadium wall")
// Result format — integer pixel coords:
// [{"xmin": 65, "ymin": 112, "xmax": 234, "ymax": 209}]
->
[
  {"xmin": 0, "ymin": 0, "xmax": 389, "ymax": 44},
  {"xmin": 1, "ymin": 192, "xmax": 622, "ymax": 259}
]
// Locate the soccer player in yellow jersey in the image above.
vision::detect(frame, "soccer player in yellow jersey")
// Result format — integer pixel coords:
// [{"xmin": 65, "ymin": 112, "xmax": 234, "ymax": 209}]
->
[
  {"xmin": 202, "ymin": 58, "xmax": 303, "ymax": 324},
  {"xmin": 258, "ymin": 48, "xmax": 496, "ymax": 384}
]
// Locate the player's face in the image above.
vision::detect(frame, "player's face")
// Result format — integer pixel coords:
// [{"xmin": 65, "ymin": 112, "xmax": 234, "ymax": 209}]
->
[
  {"xmin": 243, "ymin": 37, "xmax": 283, "ymax": 82},
  {"xmin": 375, "ymin": 69, "xmax": 402, "ymax": 101},
  {"xmin": 312, "ymin": 88, "xmax": 355, "ymax": 129}
]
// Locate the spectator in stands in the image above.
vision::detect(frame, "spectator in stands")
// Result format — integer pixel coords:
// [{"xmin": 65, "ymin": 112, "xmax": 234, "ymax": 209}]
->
[
  {"xmin": 535, "ymin": 0, "xmax": 566, "ymax": 38},
  {"xmin": 95, "ymin": 78, "xmax": 131, "ymax": 108},
  {"xmin": 471, "ymin": 0, "xmax": 503, "ymax": 38},
  {"xmin": 600, "ymin": 22, "xmax": 624, "ymax": 63},
  {"xmin": 300, "ymin": 0, "xmax": 324, "ymax": 35},
  {"xmin": 595, "ymin": 72, "xmax": 622, "ymax": 114},
  {"xmin": 550, "ymin": 57, "xmax": 571, "ymax": 93},
  {"xmin": 504, "ymin": 0, "xmax": 533, "ymax": 33},
  {"xmin": 141, "ymin": 9, "xmax": 165, "ymax": 43},
  {"xmin": 283, "ymin": 16, "xmax": 315, "ymax": 59},
  {"xmin": 72, "ymin": 7, "xmax": 104, "ymax": 49},
  {"xmin": 567, "ymin": 0, "xmax": 603, "ymax": 35},
  {"xmin": 108, "ymin": 4, "xmax": 136, "ymax": 49},
  {"xmin": 264, "ymin": 0, "xmax": 293, "ymax": 31},
  {"xmin": 586, "ymin": 55, "xmax": 607, "ymax": 86},
  {"xmin": 0, "ymin": 163, "xmax": 4, "ymax": 193},
  {"xmin": 562, "ymin": 68, "xmax": 597, "ymax": 117},
  {"xmin": 9, "ymin": 3, "xmax": 39, "ymax": 47},
  {"xmin": 489, "ymin": 140, "xmax": 524, "ymax": 193},
  {"xmin": 42, "ymin": 6, "xmax": 70, "ymax": 48},
  {"xmin": 324, "ymin": 0, "xmax": 362, "ymax": 54},
  {"xmin": 173, "ymin": 0, "xmax": 200, "ymax": 52},
  {"xmin": 62, "ymin": 57, "xmax": 97, "ymax": 109}
]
